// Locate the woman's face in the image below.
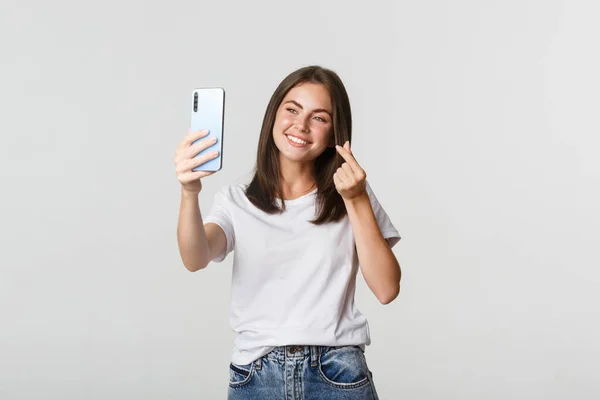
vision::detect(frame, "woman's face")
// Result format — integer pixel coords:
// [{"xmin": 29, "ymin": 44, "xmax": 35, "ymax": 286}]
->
[{"xmin": 272, "ymin": 82, "xmax": 333, "ymax": 163}]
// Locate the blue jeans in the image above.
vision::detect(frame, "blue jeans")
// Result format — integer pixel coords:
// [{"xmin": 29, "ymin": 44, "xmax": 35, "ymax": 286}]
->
[{"xmin": 227, "ymin": 345, "xmax": 379, "ymax": 399}]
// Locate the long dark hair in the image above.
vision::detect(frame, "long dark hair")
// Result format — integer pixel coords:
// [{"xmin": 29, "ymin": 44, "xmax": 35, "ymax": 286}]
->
[{"xmin": 245, "ymin": 65, "xmax": 352, "ymax": 224}]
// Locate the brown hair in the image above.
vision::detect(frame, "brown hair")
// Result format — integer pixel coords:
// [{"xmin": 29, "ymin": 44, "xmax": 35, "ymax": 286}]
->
[{"xmin": 245, "ymin": 65, "xmax": 352, "ymax": 224}]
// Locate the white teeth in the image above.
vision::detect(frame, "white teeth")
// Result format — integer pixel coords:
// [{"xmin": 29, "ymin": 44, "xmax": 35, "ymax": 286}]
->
[{"xmin": 287, "ymin": 135, "xmax": 308, "ymax": 145}]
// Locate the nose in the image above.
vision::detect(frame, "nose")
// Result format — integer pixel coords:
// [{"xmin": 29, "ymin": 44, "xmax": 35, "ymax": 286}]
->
[{"xmin": 295, "ymin": 115, "xmax": 310, "ymax": 133}]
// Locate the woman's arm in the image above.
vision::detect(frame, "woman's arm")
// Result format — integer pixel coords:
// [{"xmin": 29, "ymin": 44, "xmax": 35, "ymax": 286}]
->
[
  {"xmin": 177, "ymin": 188, "xmax": 227, "ymax": 272},
  {"xmin": 333, "ymin": 141, "xmax": 401, "ymax": 304},
  {"xmin": 174, "ymin": 129, "xmax": 226, "ymax": 272},
  {"xmin": 344, "ymin": 194, "xmax": 401, "ymax": 304}
]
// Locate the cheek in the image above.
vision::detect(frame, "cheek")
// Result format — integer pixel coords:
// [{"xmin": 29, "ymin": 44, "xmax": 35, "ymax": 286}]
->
[
  {"xmin": 280, "ymin": 115, "xmax": 295, "ymax": 127},
  {"xmin": 274, "ymin": 114, "xmax": 294, "ymax": 132},
  {"xmin": 314, "ymin": 125, "xmax": 333, "ymax": 144}
]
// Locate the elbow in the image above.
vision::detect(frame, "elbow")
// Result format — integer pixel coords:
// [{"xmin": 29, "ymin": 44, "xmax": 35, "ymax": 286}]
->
[
  {"xmin": 182, "ymin": 259, "xmax": 209, "ymax": 272},
  {"xmin": 183, "ymin": 263, "xmax": 201, "ymax": 272},
  {"xmin": 179, "ymin": 246, "xmax": 212, "ymax": 272},
  {"xmin": 377, "ymin": 283, "xmax": 400, "ymax": 305}
]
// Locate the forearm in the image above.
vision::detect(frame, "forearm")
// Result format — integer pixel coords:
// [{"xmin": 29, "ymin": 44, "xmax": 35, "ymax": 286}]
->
[
  {"xmin": 177, "ymin": 188, "xmax": 211, "ymax": 271},
  {"xmin": 345, "ymin": 193, "xmax": 401, "ymax": 304}
]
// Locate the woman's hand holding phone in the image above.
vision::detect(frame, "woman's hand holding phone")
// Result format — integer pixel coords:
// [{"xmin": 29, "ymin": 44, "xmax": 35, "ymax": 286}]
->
[{"xmin": 174, "ymin": 129, "xmax": 220, "ymax": 195}]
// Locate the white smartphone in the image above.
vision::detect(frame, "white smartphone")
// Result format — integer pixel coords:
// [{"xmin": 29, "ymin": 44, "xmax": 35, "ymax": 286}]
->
[{"xmin": 190, "ymin": 87, "xmax": 225, "ymax": 172}]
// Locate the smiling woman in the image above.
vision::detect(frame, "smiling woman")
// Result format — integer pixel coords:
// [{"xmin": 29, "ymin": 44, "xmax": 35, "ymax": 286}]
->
[
  {"xmin": 175, "ymin": 65, "xmax": 402, "ymax": 400},
  {"xmin": 245, "ymin": 67, "xmax": 352, "ymax": 222}
]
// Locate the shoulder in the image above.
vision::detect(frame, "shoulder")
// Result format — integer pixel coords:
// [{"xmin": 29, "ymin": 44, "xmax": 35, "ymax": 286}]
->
[
  {"xmin": 215, "ymin": 183, "xmax": 246, "ymax": 197},
  {"xmin": 213, "ymin": 183, "xmax": 249, "ymax": 206}
]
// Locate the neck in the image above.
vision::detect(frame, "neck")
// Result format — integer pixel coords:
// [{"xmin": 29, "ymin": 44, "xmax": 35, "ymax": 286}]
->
[{"xmin": 279, "ymin": 156, "xmax": 316, "ymax": 200}]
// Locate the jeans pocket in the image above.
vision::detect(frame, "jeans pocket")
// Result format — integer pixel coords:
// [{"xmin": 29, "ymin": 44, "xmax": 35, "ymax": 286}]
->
[
  {"xmin": 318, "ymin": 346, "xmax": 370, "ymax": 389},
  {"xmin": 229, "ymin": 361, "xmax": 254, "ymax": 388}
]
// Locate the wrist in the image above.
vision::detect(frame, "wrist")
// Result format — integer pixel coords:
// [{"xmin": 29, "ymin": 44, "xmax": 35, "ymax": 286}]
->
[
  {"xmin": 343, "ymin": 191, "xmax": 369, "ymax": 208},
  {"xmin": 181, "ymin": 185, "xmax": 201, "ymax": 199}
]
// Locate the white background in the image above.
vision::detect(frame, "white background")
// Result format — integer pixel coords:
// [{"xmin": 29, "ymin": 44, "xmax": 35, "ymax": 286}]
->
[{"xmin": 1, "ymin": 0, "xmax": 599, "ymax": 398}]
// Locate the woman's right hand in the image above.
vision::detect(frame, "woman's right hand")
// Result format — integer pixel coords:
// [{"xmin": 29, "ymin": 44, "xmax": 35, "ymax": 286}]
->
[{"xmin": 174, "ymin": 129, "xmax": 220, "ymax": 195}]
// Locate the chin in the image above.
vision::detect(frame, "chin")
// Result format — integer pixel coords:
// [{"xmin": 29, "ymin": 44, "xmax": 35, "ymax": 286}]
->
[
  {"xmin": 277, "ymin": 146, "xmax": 312, "ymax": 162},
  {"xmin": 284, "ymin": 152, "xmax": 313, "ymax": 162}
]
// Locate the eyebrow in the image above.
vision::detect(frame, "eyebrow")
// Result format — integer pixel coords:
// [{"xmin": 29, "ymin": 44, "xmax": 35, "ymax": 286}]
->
[{"xmin": 284, "ymin": 100, "xmax": 332, "ymax": 117}]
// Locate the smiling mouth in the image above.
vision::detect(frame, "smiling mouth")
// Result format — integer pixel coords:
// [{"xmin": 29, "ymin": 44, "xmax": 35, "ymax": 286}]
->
[{"xmin": 285, "ymin": 134, "xmax": 311, "ymax": 146}]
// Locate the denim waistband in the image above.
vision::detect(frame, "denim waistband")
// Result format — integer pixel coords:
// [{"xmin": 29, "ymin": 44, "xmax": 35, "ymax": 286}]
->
[{"xmin": 264, "ymin": 345, "xmax": 325, "ymax": 366}]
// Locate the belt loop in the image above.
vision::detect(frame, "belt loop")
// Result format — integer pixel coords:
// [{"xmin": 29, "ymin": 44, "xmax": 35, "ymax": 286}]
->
[
  {"xmin": 310, "ymin": 346, "xmax": 318, "ymax": 367},
  {"xmin": 255, "ymin": 356, "xmax": 262, "ymax": 370}
]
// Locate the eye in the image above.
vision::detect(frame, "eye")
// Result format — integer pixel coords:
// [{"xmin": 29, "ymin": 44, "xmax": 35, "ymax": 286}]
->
[
  {"xmin": 313, "ymin": 116, "xmax": 327, "ymax": 123},
  {"xmin": 286, "ymin": 108, "xmax": 298, "ymax": 114}
]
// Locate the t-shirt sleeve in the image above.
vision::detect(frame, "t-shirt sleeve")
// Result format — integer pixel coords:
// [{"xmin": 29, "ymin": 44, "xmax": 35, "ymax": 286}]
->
[
  {"xmin": 365, "ymin": 180, "xmax": 401, "ymax": 248},
  {"xmin": 203, "ymin": 186, "xmax": 235, "ymax": 262}
]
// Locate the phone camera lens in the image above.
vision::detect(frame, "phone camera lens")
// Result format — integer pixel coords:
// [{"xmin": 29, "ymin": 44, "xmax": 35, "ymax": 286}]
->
[{"xmin": 193, "ymin": 92, "xmax": 198, "ymax": 111}]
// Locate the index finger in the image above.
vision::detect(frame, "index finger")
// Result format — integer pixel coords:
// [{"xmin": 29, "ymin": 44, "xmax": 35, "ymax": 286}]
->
[
  {"xmin": 335, "ymin": 145, "xmax": 361, "ymax": 173},
  {"xmin": 183, "ymin": 129, "xmax": 209, "ymax": 147}
]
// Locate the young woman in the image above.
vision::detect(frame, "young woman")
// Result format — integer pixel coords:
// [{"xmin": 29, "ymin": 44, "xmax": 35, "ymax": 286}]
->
[{"xmin": 175, "ymin": 66, "xmax": 401, "ymax": 399}]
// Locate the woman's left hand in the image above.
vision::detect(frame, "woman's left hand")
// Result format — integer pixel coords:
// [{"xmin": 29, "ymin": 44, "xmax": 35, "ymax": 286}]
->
[{"xmin": 334, "ymin": 141, "xmax": 367, "ymax": 201}]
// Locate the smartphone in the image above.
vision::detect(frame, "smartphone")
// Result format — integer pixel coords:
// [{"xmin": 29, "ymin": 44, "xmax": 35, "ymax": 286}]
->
[{"xmin": 190, "ymin": 87, "xmax": 225, "ymax": 172}]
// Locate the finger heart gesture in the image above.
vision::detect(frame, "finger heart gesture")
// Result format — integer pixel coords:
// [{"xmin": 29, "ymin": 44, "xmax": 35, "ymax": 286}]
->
[{"xmin": 334, "ymin": 141, "xmax": 367, "ymax": 200}]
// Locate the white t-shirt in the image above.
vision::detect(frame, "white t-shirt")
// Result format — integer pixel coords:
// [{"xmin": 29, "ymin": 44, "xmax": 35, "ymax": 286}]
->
[{"xmin": 204, "ymin": 180, "xmax": 401, "ymax": 365}]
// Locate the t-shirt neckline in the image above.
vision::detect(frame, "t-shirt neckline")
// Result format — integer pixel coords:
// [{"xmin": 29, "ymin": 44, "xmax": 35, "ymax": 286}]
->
[{"xmin": 275, "ymin": 188, "xmax": 318, "ymax": 206}]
